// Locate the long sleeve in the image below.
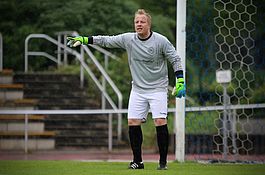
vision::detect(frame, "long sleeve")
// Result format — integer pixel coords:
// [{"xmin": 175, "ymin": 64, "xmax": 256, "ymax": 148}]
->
[
  {"xmin": 92, "ymin": 33, "xmax": 132, "ymax": 49},
  {"xmin": 163, "ymin": 38, "xmax": 183, "ymax": 72}
]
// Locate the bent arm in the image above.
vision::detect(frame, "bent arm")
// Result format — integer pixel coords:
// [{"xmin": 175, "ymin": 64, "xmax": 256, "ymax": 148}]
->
[{"xmin": 163, "ymin": 39, "xmax": 183, "ymax": 73}]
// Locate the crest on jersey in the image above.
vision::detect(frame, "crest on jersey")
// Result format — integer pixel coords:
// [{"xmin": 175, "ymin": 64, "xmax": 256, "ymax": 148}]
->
[{"xmin": 147, "ymin": 47, "xmax": 155, "ymax": 55}]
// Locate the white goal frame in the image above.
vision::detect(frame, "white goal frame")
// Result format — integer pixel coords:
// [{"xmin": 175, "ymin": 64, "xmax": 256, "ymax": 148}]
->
[{"xmin": 175, "ymin": 0, "xmax": 186, "ymax": 162}]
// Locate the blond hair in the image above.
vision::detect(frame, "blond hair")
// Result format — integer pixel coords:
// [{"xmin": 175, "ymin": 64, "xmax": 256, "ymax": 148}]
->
[{"xmin": 135, "ymin": 9, "xmax": 152, "ymax": 25}]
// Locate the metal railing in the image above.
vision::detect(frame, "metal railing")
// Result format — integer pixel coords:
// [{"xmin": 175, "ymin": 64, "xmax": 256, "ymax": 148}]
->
[
  {"xmin": 1, "ymin": 103, "xmax": 265, "ymax": 156},
  {"xmin": 70, "ymin": 32, "xmax": 123, "ymax": 140},
  {"xmin": 24, "ymin": 33, "xmax": 123, "ymax": 140}
]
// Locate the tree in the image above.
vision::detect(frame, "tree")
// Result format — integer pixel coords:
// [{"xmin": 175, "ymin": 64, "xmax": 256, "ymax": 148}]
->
[{"xmin": 0, "ymin": 0, "xmax": 140, "ymax": 70}]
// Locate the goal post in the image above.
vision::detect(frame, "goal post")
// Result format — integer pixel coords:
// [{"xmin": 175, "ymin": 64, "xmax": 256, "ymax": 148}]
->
[{"xmin": 175, "ymin": 0, "xmax": 186, "ymax": 162}]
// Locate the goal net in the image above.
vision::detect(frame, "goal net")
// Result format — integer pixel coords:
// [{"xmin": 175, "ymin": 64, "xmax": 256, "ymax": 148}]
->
[{"xmin": 179, "ymin": 0, "xmax": 265, "ymax": 162}]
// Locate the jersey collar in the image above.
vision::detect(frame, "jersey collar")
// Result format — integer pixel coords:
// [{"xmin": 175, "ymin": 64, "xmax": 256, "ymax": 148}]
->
[{"xmin": 137, "ymin": 31, "xmax": 153, "ymax": 41}]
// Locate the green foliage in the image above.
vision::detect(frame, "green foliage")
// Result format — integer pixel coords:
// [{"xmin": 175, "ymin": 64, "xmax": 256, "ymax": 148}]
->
[
  {"xmin": 0, "ymin": 0, "xmax": 179, "ymax": 71},
  {"xmin": 38, "ymin": 0, "xmax": 139, "ymax": 35},
  {"xmin": 152, "ymin": 14, "xmax": 175, "ymax": 43},
  {"xmin": 0, "ymin": 0, "xmax": 139, "ymax": 70}
]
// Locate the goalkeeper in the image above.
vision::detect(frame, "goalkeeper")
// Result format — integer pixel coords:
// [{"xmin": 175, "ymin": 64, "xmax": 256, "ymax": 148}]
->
[{"xmin": 67, "ymin": 9, "xmax": 185, "ymax": 170}]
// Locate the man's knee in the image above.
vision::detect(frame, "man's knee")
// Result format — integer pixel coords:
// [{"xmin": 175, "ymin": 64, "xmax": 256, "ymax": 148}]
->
[
  {"xmin": 128, "ymin": 119, "xmax": 142, "ymax": 126},
  {"xmin": 154, "ymin": 118, "xmax": 167, "ymax": 126}
]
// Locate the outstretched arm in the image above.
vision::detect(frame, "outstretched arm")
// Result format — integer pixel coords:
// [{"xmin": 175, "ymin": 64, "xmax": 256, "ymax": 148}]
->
[{"xmin": 67, "ymin": 34, "xmax": 129, "ymax": 49}]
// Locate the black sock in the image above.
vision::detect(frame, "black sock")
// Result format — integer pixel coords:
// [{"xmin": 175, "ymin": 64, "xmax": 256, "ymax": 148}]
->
[
  {"xmin": 129, "ymin": 125, "xmax": 143, "ymax": 163},
  {"xmin": 156, "ymin": 124, "xmax": 169, "ymax": 165}
]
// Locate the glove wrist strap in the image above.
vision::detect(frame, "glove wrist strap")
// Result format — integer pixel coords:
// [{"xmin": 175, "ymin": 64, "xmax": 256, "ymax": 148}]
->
[
  {"xmin": 87, "ymin": 36, "xmax": 93, "ymax": 44},
  {"xmin": 175, "ymin": 70, "xmax": 183, "ymax": 78}
]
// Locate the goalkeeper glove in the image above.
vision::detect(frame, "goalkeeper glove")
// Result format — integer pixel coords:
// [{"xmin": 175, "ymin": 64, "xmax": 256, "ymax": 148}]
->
[
  {"xmin": 172, "ymin": 77, "xmax": 186, "ymax": 98},
  {"xmin": 67, "ymin": 36, "xmax": 89, "ymax": 47}
]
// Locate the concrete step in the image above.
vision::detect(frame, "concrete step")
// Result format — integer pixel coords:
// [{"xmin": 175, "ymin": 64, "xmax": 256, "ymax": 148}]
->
[
  {"xmin": 45, "ymin": 122, "xmax": 108, "ymax": 130},
  {"xmin": 11, "ymin": 72, "xmax": 111, "ymax": 149},
  {"xmin": 23, "ymin": 82, "xmax": 84, "ymax": 90},
  {"xmin": 0, "ymin": 139, "xmax": 55, "ymax": 150},
  {"xmin": 14, "ymin": 73, "xmax": 81, "ymax": 83},
  {"xmin": 0, "ymin": 114, "xmax": 45, "ymax": 120},
  {"xmin": 0, "ymin": 105, "xmax": 56, "ymax": 150},
  {"xmin": 0, "ymin": 84, "xmax": 24, "ymax": 100},
  {"xmin": 0, "ymin": 106, "xmax": 35, "ymax": 110},
  {"xmin": 0, "ymin": 69, "xmax": 13, "ymax": 75},
  {"xmin": 45, "ymin": 114, "xmax": 108, "ymax": 122},
  {"xmin": 0, "ymin": 114, "xmax": 46, "ymax": 132},
  {"xmin": 37, "ymin": 98, "xmax": 99, "ymax": 107},
  {"xmin": 0, "ymin": 131, "xmax": 55, "ymax": 137},
  {"xmin": 0, "ymin": 69, "xmax": 13, "ymax": 84},
  {"xmin": 55, "ymin": 130, "xmax": 109, "ymax": 137},
  {"xmin": 24, "ymin": 89, "xmax": 88, "ymax": 98},
  {"xmin": 37, "ymin": 103, "xmax": 99, "ymax": 110},
  {"xmin": 0, "ymin": 123, "xmax": 44, "ymax": 132},
  {"xmin": 0, "ymin": 99, "xmax": 38, "ymax": 108}
]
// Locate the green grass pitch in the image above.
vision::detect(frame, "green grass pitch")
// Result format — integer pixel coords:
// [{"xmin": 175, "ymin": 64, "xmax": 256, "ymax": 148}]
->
[{"xmin": 0, "ymin": 160, "xmax": 264, "ymax": 175}]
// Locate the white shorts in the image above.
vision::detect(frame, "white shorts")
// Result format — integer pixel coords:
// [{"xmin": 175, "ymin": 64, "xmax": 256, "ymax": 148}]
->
[{"xmin": 128, "ymin": 90, "xmax": 168, "ymax": 120}]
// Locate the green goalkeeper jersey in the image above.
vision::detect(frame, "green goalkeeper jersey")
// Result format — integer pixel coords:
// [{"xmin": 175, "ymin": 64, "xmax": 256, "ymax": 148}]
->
[{"xmin": 93, "ymin": 31, "xmax": 183, "ymax": 93}]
